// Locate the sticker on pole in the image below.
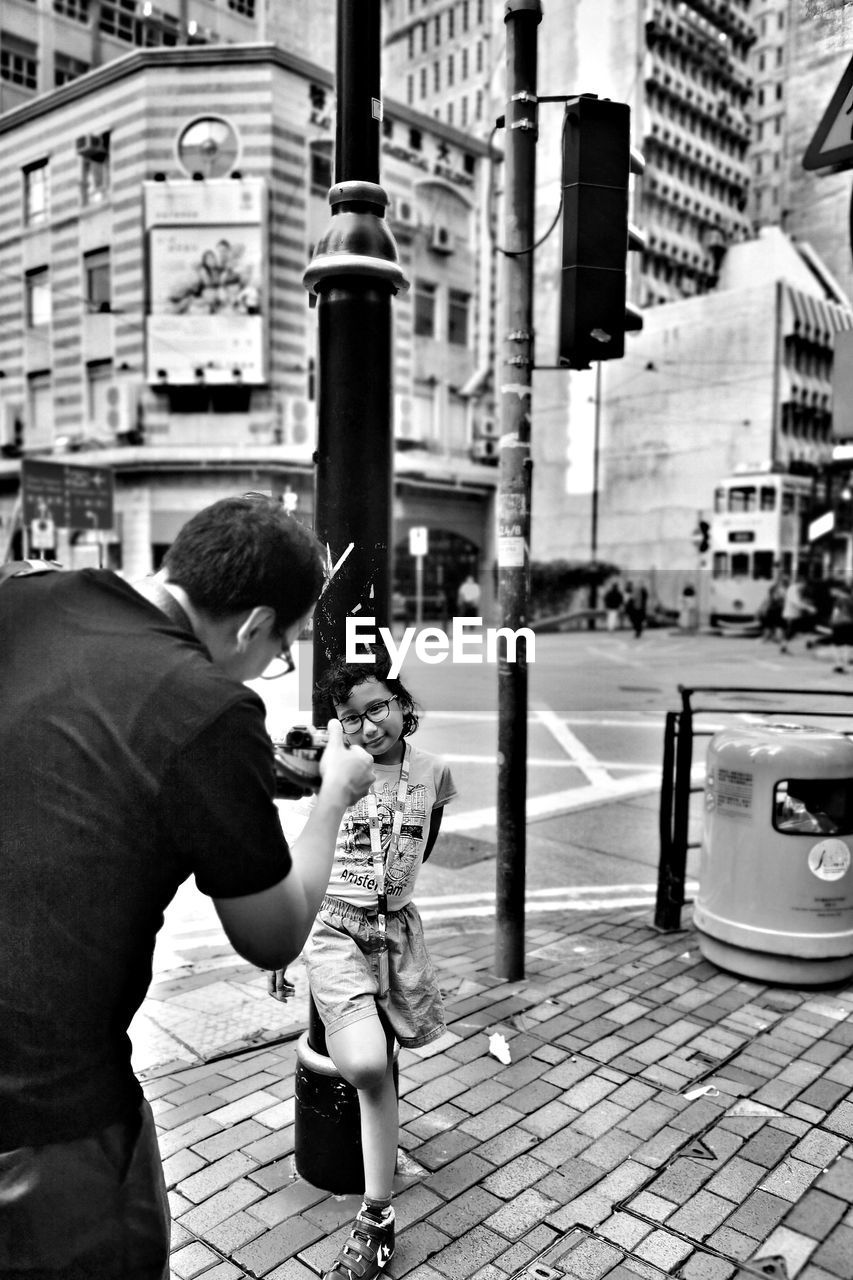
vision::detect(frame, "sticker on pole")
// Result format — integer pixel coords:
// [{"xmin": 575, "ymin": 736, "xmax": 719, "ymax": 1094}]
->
[
  {"xmin": 808, "ymin": 839, "xmax": 851, "ymax": 881},
  {"xmin": 409, "ymin": 526, "xmax": 428, "ymax": 557}
]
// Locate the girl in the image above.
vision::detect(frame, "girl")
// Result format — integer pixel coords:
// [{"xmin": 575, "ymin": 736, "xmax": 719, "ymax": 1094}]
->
[{"xmin": 290, "ymin": 647, "xmax": 456, "ymax": 1280}]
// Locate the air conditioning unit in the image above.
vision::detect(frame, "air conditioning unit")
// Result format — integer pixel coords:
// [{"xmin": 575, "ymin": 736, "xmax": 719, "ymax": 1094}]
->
[
  {"xmin": 430, "ymin": 223, "xmax": 453, "ymax": 253},
  {"xmin": 277, "ymin": 396, "xmax": 315, "ymax": 448},
  {"xmin": 394, "ymin": 393, "xmax": 424, "ymax": 443},
  {"xmin": 392, "ymin": 197, "xmax": 418, "ymax": 228},
  {"xmin": 104, "ymin": 381, "xmax": 139, "ymax": 437},
  {"xmin": 76, "ymin": 133, "xmax": 109, "ymax": 162},
  {"xmin": 471, "ymin": 438, "xmax": 497, "ymax": 462}
]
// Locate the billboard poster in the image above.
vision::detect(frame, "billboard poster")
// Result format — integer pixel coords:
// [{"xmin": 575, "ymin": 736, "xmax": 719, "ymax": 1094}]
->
[{"xmin": 144, "ymin": 180, "xmax": 267, "ymax": 384}]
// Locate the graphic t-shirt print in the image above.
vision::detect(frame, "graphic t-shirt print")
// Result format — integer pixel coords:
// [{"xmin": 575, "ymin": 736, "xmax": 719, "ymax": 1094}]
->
[{"xmin": 338, "ymin": 781, "xmax": 427, "ymax": 900}]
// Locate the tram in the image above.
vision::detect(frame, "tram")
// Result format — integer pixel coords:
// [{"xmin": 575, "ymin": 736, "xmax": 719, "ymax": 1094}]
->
[{"xmin": 708, "ymin": 471, "xmax": 813, "ymax": 625}]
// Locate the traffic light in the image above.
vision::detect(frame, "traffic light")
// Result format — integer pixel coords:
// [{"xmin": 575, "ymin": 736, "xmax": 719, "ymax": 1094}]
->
[
  {"xmin": 559, "ymin": 94, "xmax": 644, "ymax": 371},
  {"xmin": 694, "ymin": 520, "xmax": 710, "ymax": 554}
]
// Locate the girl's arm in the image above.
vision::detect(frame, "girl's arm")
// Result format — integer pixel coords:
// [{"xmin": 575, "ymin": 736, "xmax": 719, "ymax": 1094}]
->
[{"xmin": 423, "ymin": 805, "xmax": 445, "ymax": 862}]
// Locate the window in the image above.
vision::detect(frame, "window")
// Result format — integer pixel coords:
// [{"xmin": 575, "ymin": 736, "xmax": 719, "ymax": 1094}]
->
[
  {"xmin": 84, "ymin": 248, "xmax": 111, "ymax": 312},
  {"xmin": 448, "ymin": 290, "xmax": 470, "ymax": 346},
  {"xmin": 461, "ymin": 95, "xmax": 468, "ymax": 127},
  {"xmin": 753, "ymin": 551, "xmax": 775, "ymax": 579},
  {"xmin": 461, "ymin": 47, "xmax": 468, "ymax": 79},
  {"xmin": 434, "ymin": 13, "xmax": 440, "ymax": 43},
  {"xmin": 462, "ymin": 0, "xmax": 469, "ymax": 30},
  {"xmin": 310, "ymin": 141, "xmax": 333, "ymax": 193},
  {"xmin": 99, "ymin": 0, "xmax": 135, "ymax": 42},
  {"xmin": 27, "ymin": 372, "xmax": 53, "ymax": 451},
  {"xmin": 55, "ymin": 51, "xmax": 89, "ymax": 86},
  {"xmin": 407, "ymin": 73, "xmax": 414, "ymax": 105},
  {"xmin": 86, "ymin": 360, "xmax": 114, "ymax": 432},
  {"xmin": 728, "ymin": 485, "xmax": 756, "ymax": 512},
  {"xmin": 53, "ymin": 0, "xmax": 90, "ymax": 19},
  {"xmin": 760, "ymin": 486, "xmax": 776, "ymax": 511},
  {"xmin": 433, "ymin": 60, "xmax": 440, "ymax": 91},
  {"xmin": 82, "ymin": 152, "xmax": 110, "ymax": 205},
  {"xmin": 228, "ymin": 0, "xmax": 256, "ymax": 13},
  {"xmin": 447, "ymin": 53, "xmax": 454, "ymax": 86},
  {"xmin": 26, "ymin": 268, "xmax": 51, "ymax": 329},
  {"xmin": 421, "ymin": 21, "xmax": 427, "ymax": 52},
  {"xmin": 414, "ymin": 280, "xmax": 436, "ymax": 337},
  {"xmin": 1, "ymin": 32, "xmax": 38, "ymax": 90},
  {"xmin": 419, "ymin": 67, "xmax": 427, "ymax": 98},
  {"xmin": 23, "ymin": 161, "xmax": 49, "ymax": 225},
  {"xmin": 448, "ymin": 7, "xmax": 454, "ymax": 36},
  {"xmin": 447, "ymin": 102, "xmax": 454, "ymax": 125},
  {"xmin": 712, "ymin": 552, "xmax": 728, "ymax": 578},
  {"xmin": 409, "ymin": 127, "xmax": 422, "ymax": 151}
]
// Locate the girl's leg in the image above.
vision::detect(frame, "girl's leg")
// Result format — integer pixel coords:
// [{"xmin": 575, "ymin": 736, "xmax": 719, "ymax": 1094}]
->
[{"xmin": 326, "ymin": 1015, "xmax": 397, "ymax": 1201}]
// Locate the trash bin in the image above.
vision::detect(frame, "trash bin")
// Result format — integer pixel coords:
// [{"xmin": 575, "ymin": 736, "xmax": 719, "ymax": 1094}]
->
[{"xmin": 695, "ymin": 721, "xmax": 853, "ymax": 984}]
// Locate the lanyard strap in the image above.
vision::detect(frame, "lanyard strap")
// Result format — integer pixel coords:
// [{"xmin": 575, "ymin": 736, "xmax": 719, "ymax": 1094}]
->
[{"xmin": 365, "ymin": 742, "xmax": 411, "ymax": 934}]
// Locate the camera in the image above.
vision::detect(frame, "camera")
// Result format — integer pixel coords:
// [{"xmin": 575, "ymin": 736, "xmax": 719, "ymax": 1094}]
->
[{"xmin": 272, "ymin": 725, "xmax": 329, "ymax": 797}]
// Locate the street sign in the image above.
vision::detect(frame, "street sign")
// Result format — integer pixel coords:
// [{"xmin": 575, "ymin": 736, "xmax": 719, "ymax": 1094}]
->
[
  {"xmin": 30, "ymin": 517, "xmax": 55, "ymax": 550},
  {"xmin": 809, "ymin": 510, "xmax": 835, "ymax": 541},
  {"xmin": 22, "ymin": 458, "xmax": 115, "ymax": 531},
  {"xmin": 803, "ymin": 52, "xmax": 853, "ymax": 171},
  {"xmin": 409, "ymin": 526, "xmax": 428, "ymax": 557}
]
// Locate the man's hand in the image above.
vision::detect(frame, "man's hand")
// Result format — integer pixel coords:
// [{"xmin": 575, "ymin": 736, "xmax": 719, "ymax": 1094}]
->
[{"xmin": 318, "ymin": 719, "xmax": 374, "ymax": 807}]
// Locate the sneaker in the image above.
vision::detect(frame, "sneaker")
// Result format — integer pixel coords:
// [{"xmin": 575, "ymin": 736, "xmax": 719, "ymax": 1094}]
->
[{"xmin": 324, "ymin": 1205, "xmax": 395, "ymax": 1280}]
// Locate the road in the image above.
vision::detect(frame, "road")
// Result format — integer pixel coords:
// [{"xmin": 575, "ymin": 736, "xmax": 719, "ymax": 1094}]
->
[{"xmin": 132, "ymin": 623, "xmax": 853, "ymax": 1070}]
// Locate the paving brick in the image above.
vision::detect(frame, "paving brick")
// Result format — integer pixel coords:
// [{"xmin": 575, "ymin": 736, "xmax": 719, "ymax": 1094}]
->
[
  {"xmin": 724, "ymin": 1188, "xmax": 790, "ymax": 1240},
  {"xmin": 427, "ymin": 1225, "xmax": 508, "ymax": 1277},
  {"xmin": 202, "ymin": 1210, "xmax": 266, "ymax": 1253},
  {"xmin": 157, "ymin": 1093, "xmax": 230, "ymax": 1130},
  {"xmin": 481, "ymin": 1153, "xmax": 552, "ymax": 1200},
  {"xmin": 176, "ymin": 1178, "xmax": 266, "ymax": 1235},
  {"xmin": 633, "ymin": 1228, "xmax": 693, "ymax": 1269},
  {"xmin": 823, "ymin": 1100, "xmax": 853, "ymax": 1141},
  {"xmin": 451, "ymin": 1079, "xmax": 514, "ymax": 1116},
  {"xmin": 426, "ymin": 1149, "xmax": 494, "ymax": 1198},
  {"xmin": 232, "ymin": 1215, "xmax": 326, "ymax": 1275},
  {"xmin": 665, "ymin": 1188, "xmax": 737, "ymax": 1240},
  {"xmin": 758, "ymin": 1155, "xmax": 821, "ymax": 1202},
  {"xmin": 457, "ymin": 1102, "xmax": 523, "ymax": 1141},
  {"xmin": 483, "ymin": 1187, "xmax": 560, "ymax": 1238},
  {"xmin": 580, "ymin": 1127, "xmax": 644, "ymax": 1171},
  {"xmin": 816, "ymin": 1154, "xmax": 853, "ymax": 1200},
  {"xmin": 555, "ymin": 1232, "xmax": 624, "ymax": 1278},
  {"xmin": 703, "ymin": 1156, "xmax": 767, "ymax": 1202},
  {"xmin": 190, "ymin": 1118, "xmax": 269, "ymax": 1161},
  {"xmin": 705, "ymin": 1225, "xmax": 757, "ymax": 1261},
  {"xmin": 646, "ymin": 1157, "xmax": 713, "ymax": 1204},
  {"xmin": 406, "ymin": 1102, "xmax": 471, "ymax": 1138},
  {"xmin": 476, "ymin": 1124, "xmax": 538, "ymax": 1167},
  {"xmin": 426, "ymin": 1186, "xmax": 503, "ymax": 1237},
  {"xmin": 394, "ymin": 1221, "xmax": 455, "ymax": 1272},
  {"xmin": 170, "ymin": 1241, "xmax": 221, "ymax": 1278},
  {"xmin": 597, "ymin": 1210, "xmax": 653, "ymax": 1250},
  {"xmin": 679, "ymin": 1256, "xmax": 737, "ymax": 1280},
  {"xmin": 811, "ymin": 1223, "xmax": 853, "ymax": 1279},
  {"xmin": 178, "ymin": 1151, "xmax": 259, "ymax": 1204},
  {"xmin": 737, "ymin": 1125, "xmax": 798, "ymax": 1168},
  {"xmin": 162, "ymin": 1146, "xmax": 207, "ymax": 1189},
  {"xmin": 791, "ymin": 1131, "xmax": 849, "ymax": 1169},
  {"xmin": 415, "ymin": 1129, "xmax": 481, "ymax": 1172},
  {"xmin": 246, "ymin": 1178, "xmax": 327, "ymax": 1227},
  {"xmin": 785, "ymin": 1188, "xmax": 848, "ymax": 1239}
]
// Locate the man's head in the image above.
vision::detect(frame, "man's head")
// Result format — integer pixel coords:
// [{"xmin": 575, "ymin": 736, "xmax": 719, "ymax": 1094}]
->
[{"xmin": 162, "ymin": 494, "xmax": 325, "ymax": 681}]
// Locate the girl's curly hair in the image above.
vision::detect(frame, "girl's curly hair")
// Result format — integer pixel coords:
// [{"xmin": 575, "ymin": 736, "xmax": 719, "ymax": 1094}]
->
[{"xmin": 315, "ymin": 644, "xmax": 420, "ymax": 738}]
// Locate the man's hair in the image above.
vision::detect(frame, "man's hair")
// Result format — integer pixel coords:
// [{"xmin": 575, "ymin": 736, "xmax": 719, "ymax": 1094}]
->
[
  {"xmin": 164, "ymin": 495, "xmax": 325, "ymax": 630},
  {"xmin": 315, "ymin": 644, "xmax": 420, "ymax": 737}
]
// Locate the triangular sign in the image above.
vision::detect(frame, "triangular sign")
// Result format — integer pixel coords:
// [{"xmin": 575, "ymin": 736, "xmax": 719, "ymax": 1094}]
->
[{"xmin": 804, "ymin": 52, "xmax": 853, "ymax": 171}]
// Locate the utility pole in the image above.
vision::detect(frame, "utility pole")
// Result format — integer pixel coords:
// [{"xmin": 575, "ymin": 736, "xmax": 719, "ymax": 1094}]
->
[
  {"xmin": 495, "ymin": 0, "xmax": 541, "ymax": 982},
  {"xmin": 295, "ymin": 0, "xmax": 407, "ymax": 1193},
  {"xmin": 589, "ymin": 360, "xmax": 602, "ymax": 629}
]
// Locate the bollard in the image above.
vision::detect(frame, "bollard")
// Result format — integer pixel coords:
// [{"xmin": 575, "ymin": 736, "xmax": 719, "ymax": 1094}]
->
[{"xmin": 293, "ymin": 996, "xmax": 399, "ymax": 1192}]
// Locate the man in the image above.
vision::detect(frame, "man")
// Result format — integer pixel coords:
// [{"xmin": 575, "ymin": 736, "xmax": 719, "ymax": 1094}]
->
[
  {"xmin": 0, "ymin": 495, "xmax": 375, "ymax": 1278},
  {"xmin": 456, "ymin": 573, "xmax": 481, "ymax": 618}
]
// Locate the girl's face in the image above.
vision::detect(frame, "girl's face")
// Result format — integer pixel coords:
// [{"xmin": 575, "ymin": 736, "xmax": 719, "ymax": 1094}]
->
[{"xmin": 335, "ymin": 676, "xmax": 405, "ymax": 765}]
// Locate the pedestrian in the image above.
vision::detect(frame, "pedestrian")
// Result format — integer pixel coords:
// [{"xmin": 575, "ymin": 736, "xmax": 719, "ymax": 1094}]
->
[
  {"xmin": 0, "ymin": 495, "xmax": 375, "ymax": 1279},
  {"xmin": 830, "ymin": 582, "xmax": 853, "ymax": 673},
  {"xmin": 603, "ymin": 579, "xmax": 624, "ymax": 632},
  {"xmin": 281, "ymin": 646, "xmax": 456, "ymax": 1280},
  {"xmin": 624, "ymin": 581, "xmax": 648, "ymax": 638},
  {"xmin": 779, "ymin": 572, "xmax": 816, "ymax": 654},
  {"xmin": 758, "ymin": 577, "xmax": 785, "ymax": 643},
  {"xmin": 456, "ymin": 572, "xmax": 481, "ymax": 617}
]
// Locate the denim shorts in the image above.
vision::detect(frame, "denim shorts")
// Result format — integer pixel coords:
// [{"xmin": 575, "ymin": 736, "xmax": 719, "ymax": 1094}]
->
[{"xmin": 304, "ymin": 896, "xmax": 446, "ymax": 1048}]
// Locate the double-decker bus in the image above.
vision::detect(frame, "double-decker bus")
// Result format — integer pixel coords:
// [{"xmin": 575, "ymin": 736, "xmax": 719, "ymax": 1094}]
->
[{"xmin": 708, "ymin": 471, "xmax": 813, "ymax": 625}]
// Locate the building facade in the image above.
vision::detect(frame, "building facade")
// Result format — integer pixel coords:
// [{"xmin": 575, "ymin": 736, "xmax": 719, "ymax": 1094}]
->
[{"xmin": 0, "ymin": 43, "xmax": 498, "ymax": 607}]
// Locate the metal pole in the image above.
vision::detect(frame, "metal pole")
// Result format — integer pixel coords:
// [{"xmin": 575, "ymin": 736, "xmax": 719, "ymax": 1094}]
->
[
  {"xmin": 295, "ymin": 0, "xmax": 408, "ymax": 1192},
  {"xmin": 588, "ymin": 360, "xmax": 601, "ymax": 629},
  {"xmin": 494, "ymin": 0, "xmax": 541, "ymax": 982}
]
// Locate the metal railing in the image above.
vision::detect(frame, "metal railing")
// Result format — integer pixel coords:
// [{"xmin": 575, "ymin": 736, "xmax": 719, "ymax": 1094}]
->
[{"xmin": 655, "ymin": 685, "xmax": 853, "ymax": 932}]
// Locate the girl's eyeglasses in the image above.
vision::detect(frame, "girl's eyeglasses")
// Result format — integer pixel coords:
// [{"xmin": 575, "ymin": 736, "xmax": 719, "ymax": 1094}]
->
[
  {"xmin": 261, "ymin": 639, "xmax": 296, "ymax": 680},
  {"xmin": 338, "ymin": 696, "xmax": 397, "ymax": 734}
]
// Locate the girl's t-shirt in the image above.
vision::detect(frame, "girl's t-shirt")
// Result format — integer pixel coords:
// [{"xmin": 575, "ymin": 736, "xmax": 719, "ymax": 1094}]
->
[{"xmin": 284, "ymin": 742, "xmax": 457, "ymax": 910}]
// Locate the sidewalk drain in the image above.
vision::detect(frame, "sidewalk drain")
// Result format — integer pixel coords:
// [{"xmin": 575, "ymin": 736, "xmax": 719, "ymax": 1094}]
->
[{"xmin": 507, "ymin": 1226, "xmax": 787, "ymax": 1280}]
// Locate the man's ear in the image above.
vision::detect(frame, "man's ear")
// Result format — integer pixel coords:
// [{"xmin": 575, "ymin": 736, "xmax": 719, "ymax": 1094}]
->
[{"xmin": 235, "ymin": 605, "xmax": 277, "ymax": 649}]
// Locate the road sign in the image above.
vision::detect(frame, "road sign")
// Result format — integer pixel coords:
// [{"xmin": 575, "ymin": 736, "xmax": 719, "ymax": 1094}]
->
[
  {"xmin": 809, "ymin": 510, "xmax": 835, "ymax": 541},
  {"xmin": 30, "ymin": 517, "xmax": 55, "ymax": 550},
  {"xmin": 21, "ymin": 458, "xmax": 115, "ymax": 530},
  {"xmin": 409, "ymin": 526, "xmax": 428, "ymax": 557},
  {"xmin": 803, "ymin": 52, "xmax": 853, "ymax": 171}
]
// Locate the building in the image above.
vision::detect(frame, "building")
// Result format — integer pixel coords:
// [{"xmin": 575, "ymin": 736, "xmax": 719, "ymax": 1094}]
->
[
  {"xmin": 0, "ymin": 42, "xmax": 499, "ymax": 607},
  {"xmin": 536, "ymin": 227, "xmax": 853, "ymax": 607}
]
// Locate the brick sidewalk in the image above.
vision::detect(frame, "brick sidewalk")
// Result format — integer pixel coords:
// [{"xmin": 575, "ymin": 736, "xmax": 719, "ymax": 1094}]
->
[{"xmin": 142, "ymin": 908, "xmax": 853, "ymax": 1280}]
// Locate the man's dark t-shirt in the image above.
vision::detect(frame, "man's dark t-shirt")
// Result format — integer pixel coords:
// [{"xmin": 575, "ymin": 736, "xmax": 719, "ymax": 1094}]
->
[{"xmin": 0, "ymin": 570, "xmax": 291, "ymax": 1149}]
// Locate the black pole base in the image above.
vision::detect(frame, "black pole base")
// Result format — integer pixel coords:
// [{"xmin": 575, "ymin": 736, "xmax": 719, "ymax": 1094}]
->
[{"xmin": 294, "ymin": 1031, "xmax": 365, "ymax": 1194}]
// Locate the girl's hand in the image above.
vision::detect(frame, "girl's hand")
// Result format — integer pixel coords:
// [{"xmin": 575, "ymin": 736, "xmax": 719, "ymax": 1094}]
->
[{"xmin": 267, "ymin": 969, "xmax": 296, "ymax": 1002}]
